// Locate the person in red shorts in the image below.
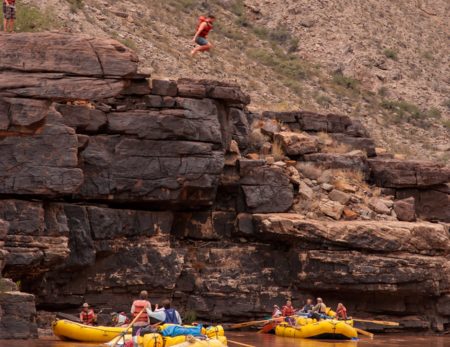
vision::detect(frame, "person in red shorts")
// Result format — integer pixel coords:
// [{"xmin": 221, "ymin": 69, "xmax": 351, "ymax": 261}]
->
[{"xmin": 3, "ymin": 0, "xmax": 16, "ymax": 33}]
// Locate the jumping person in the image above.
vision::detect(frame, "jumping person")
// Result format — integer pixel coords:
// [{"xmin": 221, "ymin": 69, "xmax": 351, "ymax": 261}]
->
[
  {"xmin": 191, "ymin": 14, "xmax": 215, "ymax": 56},
  {"xmin": 3, "ymin": 0, "xmax": 16, "ymax": 32}
]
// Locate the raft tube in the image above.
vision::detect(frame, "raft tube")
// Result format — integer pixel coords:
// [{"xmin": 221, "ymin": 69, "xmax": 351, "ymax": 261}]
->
[
  {"xmin": 142, "ymin": 334, "xmax": 227, "ymax": 347},
  {"xmin": 53, "ymin": 319, "xmax": 126, "ymax": 342},
  {"xmin": 275, "ymin": 320, "xmax": 358, "ymax": 340}
]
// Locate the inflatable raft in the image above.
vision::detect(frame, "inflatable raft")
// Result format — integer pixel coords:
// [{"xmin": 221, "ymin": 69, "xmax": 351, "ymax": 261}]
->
[
  {"xmin": 275, "ymin": 320, "xmax": 358, "ymax": 340},
  {"xmin": 53, "ymin": 319, "xmax": 126, "ymax": 342},
  {"xmin": 107, "ymin": 332, "xmax": 227, "ymax": 347}
]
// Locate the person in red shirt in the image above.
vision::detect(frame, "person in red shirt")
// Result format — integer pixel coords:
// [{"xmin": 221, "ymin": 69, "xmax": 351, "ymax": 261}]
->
[
  {"xmin": 79, "ymin": 303, "xmax": 97, "ymax": 326},
  {"xmin": 335, "ymin": 303, "xmax": 348, "ymax": 320},
  {"xmin": 282, "ymin": 299, "xmax": 296, "ymax": 317},
  {"xmin": 3, "ymin": 0, "xmax": 16, "ymax": 33},
  {"xmin": 191, "ymin": 14, "xmax": 215, "ymax": 56}
]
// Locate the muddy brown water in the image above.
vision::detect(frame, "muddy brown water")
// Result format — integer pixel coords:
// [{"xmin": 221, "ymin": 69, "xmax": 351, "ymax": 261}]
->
[{"xmin": 0, "ymin": 334, "xmax": 449, "ymax": 347}]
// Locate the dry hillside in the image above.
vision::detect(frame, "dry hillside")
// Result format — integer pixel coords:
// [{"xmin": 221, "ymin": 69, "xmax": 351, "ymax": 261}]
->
[{"xmin": 18, "ymin": 0, "xmax": 450, "ymax": 163}]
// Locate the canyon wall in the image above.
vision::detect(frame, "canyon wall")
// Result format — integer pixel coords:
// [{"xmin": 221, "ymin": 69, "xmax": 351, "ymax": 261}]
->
[{"xmin": 0, "ymin": 33, "xmax": 449, "ymax": 338}]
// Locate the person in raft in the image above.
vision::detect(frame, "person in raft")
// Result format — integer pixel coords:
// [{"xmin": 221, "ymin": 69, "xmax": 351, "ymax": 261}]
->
[
  {"xmin": 130, "ymin": 290, "xmax": 151, "ymax": 340},
  {"xmin": 311, "ymin": 297, "xmax": 328, "ymax": 321},
  {"xmin": 335, "ymin": 302, "xmax": 348, "ymax": 320},
  {"xmin": 79, "ymin": 303, "xmax": 97, "ymax": 326},
  {"xmin": 299, "ymin": 298, "xmax": 314, "ymax": 314},
  {"xmin": 191, "ymin": 14, "xmax": 215, "ymax": 56},
  {"xmin": 3, "ymin": 0, "xmax": 16, "ymax": 32},
  {"xmin": 282, "ymin": 299, "xmax": 296, "ymax": 325},
  {"xmin": 272, "ymin": 304, "xmax": 282, "ymax": 318},
  {"xmin": 111, "ymin": 311, "xmax": 130, "ymax": 327}
]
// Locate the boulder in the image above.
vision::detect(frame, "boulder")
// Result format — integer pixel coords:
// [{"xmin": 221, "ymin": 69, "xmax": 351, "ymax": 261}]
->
[
  {"xmin": 274, "ymin": 131, "xmax": 319, "ymax": 156},
  {"xmin": 304, "ymin": 152, "xmax": 369, "ymax": 174},
  {"xmin": 397, "ymin": 185, "xmax": 450, "ymax": 222},
  {"xmin": 240, "ymin": 165, "xmax": 293, "ymax": 213},
  {"xmin": 369, "ymin": 198, "xmax": 391, "ymax": 215},
  {"xmin": 368, "ymin": 159, "xmax": 450, "ymax": 188},
  {"xmin": 299, "ymin": 181, "xmax": 314, "ymax": 200},
  {"xmin": 329, "ymin": 189, "xmax": 351, "ymax": 205},
  {"xmin": 0, "ymin": 291, "xmax": 38, "ymax": 339},
  {"xmin": 0, "ymin": 32, "xmax": 138, "ymax": 77},
  {"xmin": 319, "ymin": 199, "xmax": 344, "ymax": 220},
  {"xmin": 394, "ymin": 197, "xmax": 416, "ymax": 222}
]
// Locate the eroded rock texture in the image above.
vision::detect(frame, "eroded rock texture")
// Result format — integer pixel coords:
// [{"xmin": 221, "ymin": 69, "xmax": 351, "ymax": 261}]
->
[{"xmin": 0, "ymin": 33, "xmax": 449, "ymax": 338}]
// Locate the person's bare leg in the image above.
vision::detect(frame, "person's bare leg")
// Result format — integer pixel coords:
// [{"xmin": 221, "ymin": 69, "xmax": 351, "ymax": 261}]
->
[
  {"xmin": 9, "ymin": 19, "xmax": 14, "ymax": 32},
  {"xmin": 3, "ymin": 19, "xmax": 7, "ymax": 32}
]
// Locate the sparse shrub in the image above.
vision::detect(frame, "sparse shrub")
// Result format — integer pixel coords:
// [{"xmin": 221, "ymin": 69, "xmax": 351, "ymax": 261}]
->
[
  {"xmin": 287, "ymin": 38, "xmax": 299, "ymax": 53},
  {"xmin": 332, "ymin": 169, "xmax": 366, "ymax": 191},
  {"xmin": 248, "ymin": 48, "xmax": 310, "ymax": 80},
  {"xmin": 381, "ymin": 99, "xmax": 423, "ymax": 122},
  {"xmin": 15, "ymin": 4, "xmax": 61, "ymax": 32},
  {"xmin": 427, "ymin": 107, "xmax": 441, "ymax": 119},
  {"xmin": 66, "ymin": 0, "xmax": 84, "ymax": 13},
  {"xmin": 332, "ymin": 72, "xmax": 359, "ymax": 90},
  {"xmin": 316, "ymin": 95, "xmax": 332, "ymax": 108},
  {"xmin": 272, "ymin": 140, "xmax": 285, "ymax": 161},
  {"xmin": 118, "ymin": 38, "xmax": 138, "ymax": 51},
  {"xmin": 249, "ymin": 129, "xmax": 269, "ymax": 150},
  {"xmin": 422, "ymin": 51, "xmax": 434, "ymax": 60},
  {"xmin": 324, "ymin": 142, "xmax": 351, "ymax": 154},
  {"xmin": 296, "ymin": 162, "xmax": 322, "ymax": 180},
  {"xmin": 378, "ymin": 86, "xmax": 389, "ymax": 97},
  {"xmin": 442, "ymin": 120, "xmax": 450, "ymax": 130},
  {"xmin": 444, "ymin": 99, "xmax": 450, "ymax": 110},
  {"xmin": 383, "ymin": 48, "xmax": 398, "ymax": 61}
]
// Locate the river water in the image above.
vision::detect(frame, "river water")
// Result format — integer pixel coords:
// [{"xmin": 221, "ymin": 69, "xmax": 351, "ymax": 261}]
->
[{"xmin": 0, "ymin": 334, "xmax": 449, "ymax": 347}]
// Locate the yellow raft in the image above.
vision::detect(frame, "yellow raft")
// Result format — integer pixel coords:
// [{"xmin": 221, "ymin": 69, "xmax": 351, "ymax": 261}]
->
[
  {"xmin": 275, "ymin": 320, "xmax": 358, "ymax": 340},
  {"xmin": 53, "ymin": 319, "xmax": 126, "ymax": 342},
  {"xmin": 142, "ymin": 334, "xmax": 227, "ymax": 347},
  {"xmin": 108, "ymin": 332, "xmax": 227, "ymax": 347}
]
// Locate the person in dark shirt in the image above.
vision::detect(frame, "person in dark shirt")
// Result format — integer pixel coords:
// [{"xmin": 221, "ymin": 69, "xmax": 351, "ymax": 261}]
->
[{"xmin": 3, "ymin": 0, "xmax": 16, "ymax": 33}]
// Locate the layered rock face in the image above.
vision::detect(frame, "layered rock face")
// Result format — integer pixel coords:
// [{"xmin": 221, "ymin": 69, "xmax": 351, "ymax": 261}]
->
[{"xmin": 0, "ymin": 32, "xmax": 449, "ymax": 338}]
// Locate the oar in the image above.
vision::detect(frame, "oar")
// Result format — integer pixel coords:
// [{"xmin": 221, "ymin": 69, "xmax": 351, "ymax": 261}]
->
[
  {"xmin": 56, "ymin": 312, "xmax": 81, "ymax": 323},
  {"xmin": 355, "ymin": 327, "xmax": 374, "ymax": 339},
  {"xmin": 353, "ymin": 318, "xmax": 399, "ymax": 326},
  {"xmin": 228, "ymin": 340, "xmax": 256, "ymax": 347},
  {"xmin": 229, "ymin": 317, "xmax": 284, "ymax": 329},
  {"xmin": 111, "ymin": 308, "xmax": 146, "ymax": 347}
]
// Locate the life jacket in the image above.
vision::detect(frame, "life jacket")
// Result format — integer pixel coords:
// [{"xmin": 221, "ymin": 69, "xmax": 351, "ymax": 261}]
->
[
  {"xmin": 80, "ymin": 309, "xmax": 95, "ymax": 325},
  {"xmin": 132, "ymin": 300, "xmax": 149, "ymax": 324},
  {"xmin": 336, "ymin": 306, "xmax": 347, "ymax": 319},
  {"xmin": 164, "ymin": 308, "xmax": 179, "ymax": 324},
  {"xmin": 282, "ymin": 305, "xmax": 295, "ymax": 317},
  {"xmin": 196, "ymin": 16, "xmax": 213, "ymax": 38}
]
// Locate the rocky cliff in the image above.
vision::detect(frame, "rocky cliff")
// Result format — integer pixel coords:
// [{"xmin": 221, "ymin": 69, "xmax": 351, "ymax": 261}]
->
[{"xmin": 0, "ymin": 32, "xmax": 449, "ymax": 339}]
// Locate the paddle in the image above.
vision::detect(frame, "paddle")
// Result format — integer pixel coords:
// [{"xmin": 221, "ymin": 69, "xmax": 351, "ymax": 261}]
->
[
  {"xmin": 228, "ymin": 340, "xmax": 256, "ymax": 347},
  {"xmin": 111, "ymin": 307, "xmax": 146, "ymax": 347},
  {"xmin": 355, "ymin": 327, "xmax": 374, "ymax": 338},
  {"xmin": 353, "ymin": 318, "xmax": 399, "ymax": 326}
]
